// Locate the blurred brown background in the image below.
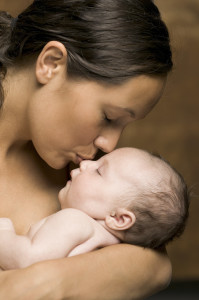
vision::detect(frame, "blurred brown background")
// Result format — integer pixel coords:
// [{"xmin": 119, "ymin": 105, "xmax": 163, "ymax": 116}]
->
[
  {"xmin": 119, "ymin": 0, "xmax": 199, "ymax": 280},
  {"xmin": 1, "ymin": 0, "xmax": 199, "ymax": 281}
]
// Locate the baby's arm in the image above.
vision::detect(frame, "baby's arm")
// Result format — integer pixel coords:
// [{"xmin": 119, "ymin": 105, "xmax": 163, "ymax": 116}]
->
[{"xmin": 0, "ymin": 209, "xmax": 96, "ymax": 270}]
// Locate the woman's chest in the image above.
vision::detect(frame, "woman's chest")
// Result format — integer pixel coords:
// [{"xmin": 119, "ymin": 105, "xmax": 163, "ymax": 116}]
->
[
  {"xmin": 0, "ymin": 149, "xmax": 66, "ymax": 234},
  {"xmin": 0, "ymin": 178, "xmax": 60, "ymax": 234}
]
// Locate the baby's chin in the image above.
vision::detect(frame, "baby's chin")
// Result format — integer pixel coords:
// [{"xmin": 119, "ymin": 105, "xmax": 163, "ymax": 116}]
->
[
  {"xmin": 59, "ymin": 179, "xmax": 71, "ymax": 196},
  {"xmin": 58, "ymin": 193, "xmax": 67, "ymax": 209},
  {"xmin": 58, "ymin": 187, "xmax": 68, "ymax": 208}
]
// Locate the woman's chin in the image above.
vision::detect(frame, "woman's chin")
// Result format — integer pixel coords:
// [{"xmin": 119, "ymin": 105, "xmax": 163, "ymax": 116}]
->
[{"xmin": 44, "ymin": 156, "xmax": 70, "ymax": 170}]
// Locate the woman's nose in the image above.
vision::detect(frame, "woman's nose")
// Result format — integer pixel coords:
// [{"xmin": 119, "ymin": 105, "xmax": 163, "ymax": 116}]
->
[{"xmin": 94, "ymin": 127, "xmax": 123, "ymax": 153}]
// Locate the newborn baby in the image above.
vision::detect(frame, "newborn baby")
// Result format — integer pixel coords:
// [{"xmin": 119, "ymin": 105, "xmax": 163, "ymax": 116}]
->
[{"xmin": 0, "ymin": 148, "xmax": 189, "ymax": 270}]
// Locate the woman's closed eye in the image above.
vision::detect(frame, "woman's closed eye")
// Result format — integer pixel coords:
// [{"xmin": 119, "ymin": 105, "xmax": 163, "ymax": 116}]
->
[
  {"xmin": 103, "ymin": 113, "xmax": 112, "ymax": 123},
  {"xmin": 103, "ymin": 112, "xmax": 127, "ymax": 127}
]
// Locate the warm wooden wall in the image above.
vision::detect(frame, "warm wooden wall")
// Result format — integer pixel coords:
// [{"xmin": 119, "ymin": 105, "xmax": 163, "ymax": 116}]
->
[{"xmin": 1, "ymin": 0, "xmax": 199, "ymax": 280}]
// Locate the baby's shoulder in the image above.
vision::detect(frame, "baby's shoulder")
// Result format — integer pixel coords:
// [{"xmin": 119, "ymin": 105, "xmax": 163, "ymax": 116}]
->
[
  {"xmin": 56, "ymin": 208, "xmax": 93, "ymax": 221},
  {"xmin": 55, "ymin": 208, "xmax": 96, "ymax": 237}
]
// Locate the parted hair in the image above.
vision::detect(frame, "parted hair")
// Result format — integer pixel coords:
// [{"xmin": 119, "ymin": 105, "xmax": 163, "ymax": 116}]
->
[
  {"xmin": 123, "ymin": 155, "xmax": 190, "ymax": 249},
  {"xmin": 0, "ymin": 0, "xmax": 172, "ymax": 105}
]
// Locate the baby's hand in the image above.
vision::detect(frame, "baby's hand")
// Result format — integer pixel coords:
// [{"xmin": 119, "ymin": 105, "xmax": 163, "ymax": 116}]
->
[{"xmin": 0, "ymin": 218, "xmax": 15, "ymax": 231}]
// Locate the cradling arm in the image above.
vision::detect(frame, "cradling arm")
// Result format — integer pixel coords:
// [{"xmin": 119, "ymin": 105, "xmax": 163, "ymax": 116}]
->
[{"xmin": 0, "ymin": 244, "xmax": 172, "ymax": 300}]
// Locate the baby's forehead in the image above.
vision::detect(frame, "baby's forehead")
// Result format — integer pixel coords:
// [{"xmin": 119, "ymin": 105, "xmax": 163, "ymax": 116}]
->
[
  {"xmin": 110, "ymin": 147, "xmax": 153, "ymax": 163},
  {"xmin": 104, "ymin": 148, "xmax": 173, "ymax": 179},
  {"xmin": 106, "ymin": 148, "xmax": 152, "ymax": 175},
  {"xmin": 108, "ymin": 148, "xmax": 178, "ymax": 193},
  {"xmin": 112, "ymin": 148, "xmax": 170, "ymax": 178}
]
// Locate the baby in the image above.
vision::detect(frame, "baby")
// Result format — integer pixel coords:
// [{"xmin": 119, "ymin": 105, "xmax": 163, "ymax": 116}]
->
[{"xmin": 0, "ymin": 148, "xmax": 189, "ymax": 270}]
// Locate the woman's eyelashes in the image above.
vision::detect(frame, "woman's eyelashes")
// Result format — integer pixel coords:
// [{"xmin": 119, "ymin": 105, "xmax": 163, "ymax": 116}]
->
[
  {"xmin": 103, "ymin": 113, "xmax": 112, "ymax": 123},
  {"xmin": 103, "ymin": 112, "xmax": 127, "ymax": 126}
]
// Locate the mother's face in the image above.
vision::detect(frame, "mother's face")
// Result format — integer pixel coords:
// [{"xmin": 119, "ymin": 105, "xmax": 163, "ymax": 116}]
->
[{"xmin": 28, "ymin": 74, "xmax": 165, "ymax": 169}]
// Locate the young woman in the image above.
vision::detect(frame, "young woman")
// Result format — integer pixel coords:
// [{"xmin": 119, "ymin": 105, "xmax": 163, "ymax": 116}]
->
[{"xmin": 0, "ymin": 1, "xmax": 173, "ymax": 299}]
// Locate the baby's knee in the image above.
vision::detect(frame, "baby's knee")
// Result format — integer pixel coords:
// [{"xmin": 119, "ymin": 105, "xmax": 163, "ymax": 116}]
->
[{"xmin": 0, "ymin": 218, "xmax": 15, "ymax": 231}]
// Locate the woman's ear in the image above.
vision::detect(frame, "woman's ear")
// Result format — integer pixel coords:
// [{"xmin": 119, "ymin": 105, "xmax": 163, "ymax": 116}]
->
[
  {"xmin": 35, "ymin": 41, "xmax": 67, "ymax": 84},
  {"xmin": 105, "ymin": 208, "xmax": 136, "ymax": 231}
]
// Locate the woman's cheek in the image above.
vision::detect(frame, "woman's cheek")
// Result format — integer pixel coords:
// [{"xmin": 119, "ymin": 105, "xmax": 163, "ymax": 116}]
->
[{"xmin": 74, "ymin": 119, "xmax": 101, "ymax": 143}]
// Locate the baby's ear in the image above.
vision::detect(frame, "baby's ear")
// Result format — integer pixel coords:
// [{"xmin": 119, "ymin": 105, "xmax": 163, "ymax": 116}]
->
[{"xmin": 105, "ymin": 208, "xmax": 136, "ymax": 231}]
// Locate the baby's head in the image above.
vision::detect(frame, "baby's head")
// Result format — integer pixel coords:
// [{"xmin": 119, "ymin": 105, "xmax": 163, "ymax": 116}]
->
[
  {"xmin": 59, "ymin": 147, "xmax": 189, "ymax": 249},
  {"xmin": 117, "ymin": 149, "xmax": 189, "ymax": 248}
]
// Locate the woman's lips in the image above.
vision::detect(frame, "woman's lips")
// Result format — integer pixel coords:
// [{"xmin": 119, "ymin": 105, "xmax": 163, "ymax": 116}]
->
[{"xmin": 76, "ymin": 154, "xmax": 83, "ymax": 164}]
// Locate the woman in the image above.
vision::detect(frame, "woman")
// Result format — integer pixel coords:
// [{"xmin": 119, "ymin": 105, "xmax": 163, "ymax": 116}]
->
[{"xmin": 0, "ymin": 0, "xmax": 173, "ymax": 299}]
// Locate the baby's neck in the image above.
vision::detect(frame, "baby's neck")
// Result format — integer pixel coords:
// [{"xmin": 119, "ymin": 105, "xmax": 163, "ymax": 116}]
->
[{"xmin": 96, "ymin": 220, "xmax": 123, "ymax": 243}]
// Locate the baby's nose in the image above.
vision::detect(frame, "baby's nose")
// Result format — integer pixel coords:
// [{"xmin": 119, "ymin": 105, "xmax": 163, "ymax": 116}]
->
[{"xmin": 80, "ymin": 160, "xmax": 95, "ymax": 171}]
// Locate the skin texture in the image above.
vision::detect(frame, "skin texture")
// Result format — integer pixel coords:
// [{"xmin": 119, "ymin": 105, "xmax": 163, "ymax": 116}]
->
[{"xmin": 0, "ymin": 39, "xmax": 172, "ymax": 300}]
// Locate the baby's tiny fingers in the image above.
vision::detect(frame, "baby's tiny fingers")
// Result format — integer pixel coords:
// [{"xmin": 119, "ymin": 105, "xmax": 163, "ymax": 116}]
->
[{"xmin": 0, "ymin": 218, "xmax": 15, "ymax": 231}]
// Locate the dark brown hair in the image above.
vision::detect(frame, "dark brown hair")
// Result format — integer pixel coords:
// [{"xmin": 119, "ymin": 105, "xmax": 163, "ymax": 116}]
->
[{"xmin": 0, "ymin": 0, "xmax": 172, "ymax": 104}]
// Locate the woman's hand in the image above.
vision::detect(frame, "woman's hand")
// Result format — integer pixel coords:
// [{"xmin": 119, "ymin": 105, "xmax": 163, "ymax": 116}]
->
[{"xmin": 0, "ymin": 244, "xmax": 172, "ymax": 300}]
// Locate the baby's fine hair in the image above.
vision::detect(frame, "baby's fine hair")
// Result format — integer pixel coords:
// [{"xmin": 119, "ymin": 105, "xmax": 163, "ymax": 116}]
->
[{"xmin": 123, "ymin": 154, "xmax": 190, "ymax": 249}]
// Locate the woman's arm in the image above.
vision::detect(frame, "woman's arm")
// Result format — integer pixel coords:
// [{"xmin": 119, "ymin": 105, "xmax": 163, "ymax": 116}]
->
[{"xmin": 0, "ymin": 244, "xmax": 171, "ymax": 300}]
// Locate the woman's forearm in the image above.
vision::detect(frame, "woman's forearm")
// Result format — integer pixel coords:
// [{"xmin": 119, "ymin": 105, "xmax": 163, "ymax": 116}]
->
[
  {"xmin": 0, "ymin": 244, "xmax": 171, "ymax": 300},
  {"xmin": 58, "ymin": 244, "xmax": 172, "ymax": 300}
]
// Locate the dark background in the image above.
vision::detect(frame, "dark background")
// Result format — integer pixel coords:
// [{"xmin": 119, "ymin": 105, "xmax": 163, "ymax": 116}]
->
[{"xmin": 1, "ymin": 0, "xmax": 199, "ymax": 287}]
